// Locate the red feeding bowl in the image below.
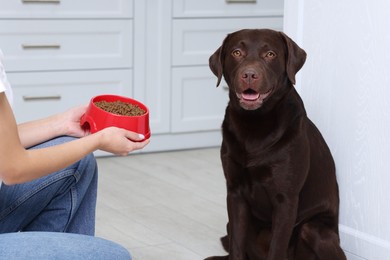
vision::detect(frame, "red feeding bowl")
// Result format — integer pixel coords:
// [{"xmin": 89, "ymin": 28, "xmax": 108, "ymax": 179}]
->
[{"xmin": 80, "ymin": 95, "xmax": 150, "ymax": 140}]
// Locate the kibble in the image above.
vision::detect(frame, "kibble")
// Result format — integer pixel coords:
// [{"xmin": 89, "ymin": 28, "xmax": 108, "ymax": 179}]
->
[{"xmin": 94, "ymin": 100, "xmax": 146, "ymax": 116}]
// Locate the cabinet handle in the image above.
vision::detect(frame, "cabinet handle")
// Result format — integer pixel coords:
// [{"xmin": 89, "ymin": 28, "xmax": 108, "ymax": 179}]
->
[
  {"xmin": 22, "ymin": 0, "xmax": 60, "ymax": 3},
  {"xmin": 22, "ymin": 44, "xmax": 61, "ymax": 50},
  {"xmin": 23, "ymin": 95, "xmax": 62, "ymax": 101},
  {"xmin": 225, "ymin": 0, "xmax": 256, "ymax": 3}
]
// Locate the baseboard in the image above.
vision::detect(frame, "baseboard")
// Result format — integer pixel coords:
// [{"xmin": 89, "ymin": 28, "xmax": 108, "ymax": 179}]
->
[
  {"xmin": 94, "ymin": 130, "xmax": 222, "ymax": 157},
  {"xmin": 344, "ymin": 251, "xmax": 366, "ymax": 260},
  {"xmin": 340, "ymin": 225, "xmax": 390, "ymax": 260}
]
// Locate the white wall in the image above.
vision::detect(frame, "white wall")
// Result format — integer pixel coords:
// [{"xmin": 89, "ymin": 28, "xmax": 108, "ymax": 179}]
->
[{"xmin": 284, "ymin": 1, "xmax": 390, "ymax": 259}]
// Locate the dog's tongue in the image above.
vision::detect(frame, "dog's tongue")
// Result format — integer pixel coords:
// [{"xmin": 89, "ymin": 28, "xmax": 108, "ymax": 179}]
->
[{"xmin": 242, "ymin": 92, "xmax": 260, "ymax": 101}]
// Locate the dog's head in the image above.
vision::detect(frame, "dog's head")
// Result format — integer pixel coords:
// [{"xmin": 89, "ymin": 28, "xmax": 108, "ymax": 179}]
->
[{"xmin": 209, "ymin": 29, "xmax": 306, "ymax": 111}]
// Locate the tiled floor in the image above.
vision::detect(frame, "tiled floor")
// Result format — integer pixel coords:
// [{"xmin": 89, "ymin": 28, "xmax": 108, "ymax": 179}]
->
[{"xmin": 95, "ymin": 147, "xmax": 228, "ymax": 260}]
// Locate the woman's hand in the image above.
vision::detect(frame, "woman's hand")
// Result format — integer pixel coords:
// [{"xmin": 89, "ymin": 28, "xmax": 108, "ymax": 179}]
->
[
  {"xmin": 58, "ymin": 105, "xmax": 89, "ymax": 137},
  {"xmin": 95, "ymin": 127, "xmax": 150, "ymax": 156}
]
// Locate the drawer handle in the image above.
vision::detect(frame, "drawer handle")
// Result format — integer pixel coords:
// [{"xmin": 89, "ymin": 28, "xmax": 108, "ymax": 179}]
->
[
  {"xmin": 22, "ymin": 44, "xmax": 61, "ymax": 50},
  {"xmin": 225, "ymin": 0, "xmax": 256, "ymax": 3},
  {"xmin": 22, "ymin": 0, "xmax": 60, "ymax": 4},
  {"xmin": 23, "ymin": 95, "xmax": 62, "ymax": 101}
]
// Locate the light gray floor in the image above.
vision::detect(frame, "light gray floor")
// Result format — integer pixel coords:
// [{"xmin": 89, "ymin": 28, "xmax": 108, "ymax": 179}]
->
[{"xmin": 95, "ymin": 147, "xmax": 228, "ymax": 260}]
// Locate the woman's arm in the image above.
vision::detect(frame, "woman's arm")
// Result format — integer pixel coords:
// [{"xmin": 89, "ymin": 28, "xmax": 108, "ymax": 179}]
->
[{"xmin": 0, "ymin": 93, "xmax": 149, "ymax": 185}]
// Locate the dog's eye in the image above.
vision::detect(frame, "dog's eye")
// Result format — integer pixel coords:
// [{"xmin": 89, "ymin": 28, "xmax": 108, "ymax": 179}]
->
[
  {"xmin": 265, "ymin": 51, "xmax": 276, "ymax": 58},
  {"xmin": 232, "ymin": 50, "xmax": 242, "ymax": 57}
]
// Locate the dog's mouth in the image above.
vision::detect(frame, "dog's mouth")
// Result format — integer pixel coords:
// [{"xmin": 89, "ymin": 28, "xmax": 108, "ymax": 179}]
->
[{"xmin": 236, "ymin": 88, "xmax": 273, "ymax": 110}]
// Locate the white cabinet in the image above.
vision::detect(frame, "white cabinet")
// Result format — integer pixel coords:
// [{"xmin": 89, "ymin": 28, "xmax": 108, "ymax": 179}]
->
[
  {"xmin": 7, "ymin": 70, "xmax": 131, "ymax": 123},
  {"xmin": 0, "ymin": 20, "xmax": 132, "ymax": 72},
  {"xmin": 0, "ymin": 0, "xmax": 284, "ymax": 153},
  {"xmin": 0, "ymin": 0, "xmax": 133, "ymax": 132},
  {"xmin": 172, "ymin": 0, "xmax": 283, "ymax": 18},
  {"xmin": 171, "ymin": 17, "xmax": 283, "ymax": 67},
  {"xmin": 171, "ymin": 66, "xmax": 229, "ymax": 132},
  {"xmin": 0, "ymin": 0, "xmax": 132, "ymax": 19}
]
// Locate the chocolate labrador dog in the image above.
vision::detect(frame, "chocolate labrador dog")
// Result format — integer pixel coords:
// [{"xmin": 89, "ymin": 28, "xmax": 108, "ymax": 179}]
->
[{"xmin": 205, "ymin": 29, "xmax": 346, "ymax": 260}]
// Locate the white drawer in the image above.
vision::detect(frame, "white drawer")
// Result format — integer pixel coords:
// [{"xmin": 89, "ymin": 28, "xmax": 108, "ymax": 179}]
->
[
  {"xmin": 173, "ymin": 0, "xmax": 284, "ymax": 18},
  {"xmin": 7, "ymin": 69, "xmax": 132, "ymax": 123},
  {"xmin": 0, "ymin": 20, "xmax": 132, "ymax": 72},
  {"xmin": 0, "ymin": 0, "xmax": 133, "ymax": 19},
  {"xmin": 171, "ymin": 66, "xmax": 229, "ymax": 133},
  {"xmin": 172, "ymin": 17, "xmax": 283, "ymax": 66}
]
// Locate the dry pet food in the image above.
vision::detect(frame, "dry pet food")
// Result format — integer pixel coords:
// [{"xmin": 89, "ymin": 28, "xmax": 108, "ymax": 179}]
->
[{"xmin": 94, "ymin": 100, "xmax": 146, "ymax": 116}]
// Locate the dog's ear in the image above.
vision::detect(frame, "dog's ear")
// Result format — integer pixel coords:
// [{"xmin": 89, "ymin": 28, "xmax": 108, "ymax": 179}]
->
[
  {"xmin": 209, "ymin": 46, "xmax": 223, "ymax": 87},
  {"xmin": 279, "ymin": 32, "xmax": 307, "ymax": 85}
]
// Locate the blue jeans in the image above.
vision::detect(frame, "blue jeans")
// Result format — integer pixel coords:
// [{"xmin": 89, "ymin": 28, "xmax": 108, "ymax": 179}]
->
[
  {"xmin": 0, "ymin": 136, "xmax": 98, "ymax": 235},
  {"xmin": 0, "ymin": 231, "xmax": 131, "ymax": 259}
]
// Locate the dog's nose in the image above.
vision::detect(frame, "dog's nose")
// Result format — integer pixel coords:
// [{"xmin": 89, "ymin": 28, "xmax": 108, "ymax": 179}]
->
[{"xmin": 242, "ymin": 70, "xmax": 259, "ymax": 83}]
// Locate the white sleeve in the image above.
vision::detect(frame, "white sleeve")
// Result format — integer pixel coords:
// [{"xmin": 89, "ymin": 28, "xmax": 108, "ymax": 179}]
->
[
  {"xmin": 0, "ymin": 53, "xmax": 5, "ymax": 93},
  {"xmin": 0, "ymin": 49, "xmax": 14, "ymax": 105},
  {"xmin": 0, "ymin": 80, "xmax": 5, "ymax": 93}
]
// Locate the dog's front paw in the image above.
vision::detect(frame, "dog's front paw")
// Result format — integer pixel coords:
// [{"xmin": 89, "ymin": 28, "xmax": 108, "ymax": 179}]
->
[
  {"xmin": 204, "ymin": 256, "xmax": 228, "ymax": 260},
  {"xmin": 220, "ymin": 235, "xmax": 229, "ymax": 251}
]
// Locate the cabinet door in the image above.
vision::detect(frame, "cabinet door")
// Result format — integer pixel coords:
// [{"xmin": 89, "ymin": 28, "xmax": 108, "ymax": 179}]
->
[
  {"xmin": 172, "ymin": 17, "xmax": 283, "ymax": 66},
  {"xmin": 173, "ymin": 0, "xmax": 284, "ymax": 18},
  {"xmin": 171, "ymin": 66, "xmax": 228, "ymax": 133},
  {"xmin": 0, "ymin": 20, "xmax": 132, "ymax": 72},
  {"xmin": 0, "ymin": 0, "xmax": 133, "ymax": 19},
  {"xmin": 8, "ymin": 69, "xmax": 132, "ymax": 123}
]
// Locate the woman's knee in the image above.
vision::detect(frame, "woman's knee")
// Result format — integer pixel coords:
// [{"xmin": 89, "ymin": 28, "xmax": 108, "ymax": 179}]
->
[
  {"xmin": 80, "ymin": 152, "xmax": 97, "ymax": 171},
  {"xmin": 77, "ymin": 152, "xmax": 98, "ymax": 185},
  {"xmin": 0, "ymin": 232, "xmax": 132, "ymax": 259}
]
